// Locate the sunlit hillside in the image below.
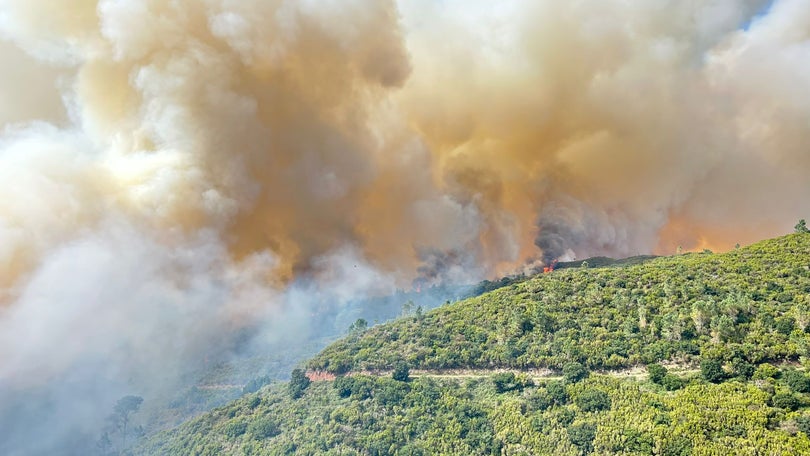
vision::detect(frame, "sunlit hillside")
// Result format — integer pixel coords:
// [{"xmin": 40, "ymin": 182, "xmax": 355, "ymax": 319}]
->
[{"xmin": 141, "ymin": 233, "xmax": 810, "ymax": 455}]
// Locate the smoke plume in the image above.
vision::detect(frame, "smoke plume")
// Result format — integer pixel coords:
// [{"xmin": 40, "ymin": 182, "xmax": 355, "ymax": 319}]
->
[{"xmin": 1, "ymin": 0, "xmax": 810, "ymax": 452}]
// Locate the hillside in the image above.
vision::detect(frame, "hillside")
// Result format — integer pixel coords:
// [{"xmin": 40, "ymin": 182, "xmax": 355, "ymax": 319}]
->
[
  {"xmin": 310, "ymin": 235, "xmax": 810, "ymax": 374},
  {"xmin": 141, "ymin": 234, "xmax": 810, "ymax": 455}
]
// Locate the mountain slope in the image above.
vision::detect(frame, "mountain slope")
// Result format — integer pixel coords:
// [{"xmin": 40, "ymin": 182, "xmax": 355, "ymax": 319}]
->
[
  {"xmin": 310, "ymin": 234, "xmax": 810, "ymax": 374},
  {"xmin": 140, "ymin": 234, "xmax": 810, "ymax": 455}
]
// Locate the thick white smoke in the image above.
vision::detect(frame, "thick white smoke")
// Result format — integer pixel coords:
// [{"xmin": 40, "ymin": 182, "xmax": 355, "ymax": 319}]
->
[{"xmin": 1, "ymin": 0, "xmax": 810, "ymax": 453}]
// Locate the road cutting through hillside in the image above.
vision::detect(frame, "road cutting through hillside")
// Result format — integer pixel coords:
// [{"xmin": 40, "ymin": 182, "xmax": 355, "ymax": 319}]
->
[{"xmin": 305, "ymin": 364, "xmax": 701, "ymax": 383}]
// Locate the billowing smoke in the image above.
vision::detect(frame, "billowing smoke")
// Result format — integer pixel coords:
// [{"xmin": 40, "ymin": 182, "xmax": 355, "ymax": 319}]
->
[
  {"xmin": 399, "ymin": 0, "xmax": 810, "ymax": 261},
  {"xmin": 1, "ymin": 0, "xmax": 810, "ymax": 453}
]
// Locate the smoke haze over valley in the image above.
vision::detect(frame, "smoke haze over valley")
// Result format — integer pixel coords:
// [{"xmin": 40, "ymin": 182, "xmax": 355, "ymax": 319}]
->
[{"xmin": 1, "ymin": 0, "xmax": 809, "ymax": 453}]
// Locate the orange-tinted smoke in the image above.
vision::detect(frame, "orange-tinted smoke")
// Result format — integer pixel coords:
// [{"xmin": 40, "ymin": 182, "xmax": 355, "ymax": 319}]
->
[{"xmin": 1, "ymin": 0, "xmax": 810, "ymax": 298}]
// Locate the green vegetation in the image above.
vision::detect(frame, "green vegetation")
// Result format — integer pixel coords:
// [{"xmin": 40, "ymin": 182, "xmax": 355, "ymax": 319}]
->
[
  {"xmin": 242, "ymin": 376, "xmax": 272, "ymax": 395},
  {"xmin": 491, "ymin": 372, "xmax": 532, "ymax": 393},
  {"xmin": 288, "ymin": 369, "xmax": 311, "ymax": 399},
  {"xmin": 647, "ymin": 363, "xmax": 667, "ymax": 384},
  {"xmin": 392, "ymin": 363, "xmax": 410, "ymax": 382},
  {"xmin": 563, "ymin": 362, "xmax": 589, "ymax": 384},
  {"xmin": 700, "ymin": 358, "xmax": 726, "ymax": 383},
  {"xmin": 140, "ymin": 371, "xmax": 810, "ymax": 455},
  {"xmin": 99, "ymin": 395, "xmax": 144, "ymax": 455},
  {"xmin": 140, "ymin": 234, "xmax": 810, "ymax": 455},
  {"xmin": 310, "ymin": 235, "xmax": 810, "ymax": 374}
]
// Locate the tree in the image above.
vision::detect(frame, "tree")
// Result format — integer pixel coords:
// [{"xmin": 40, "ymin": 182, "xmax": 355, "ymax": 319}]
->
[
  {"xmin": 392, "ymin": 362, "xmax": 410, "ymax": 382},
  {"xmin": 563, "ymin": 362, "xmax": 589, "ymax": 383},
  {"xmin": 289, "ymin": 368, "xmax": 311, "ymax": 399},
  {"xmin": 349, "ymin": 318, "xmax": 368, "ymax": 334},
  {"xmin": 622, "ymin": 429, "xmax": 654, "ymax": 454},
  {"xmin": 795, "ymin": 219, "xmax": 809, "ymax": 233},
  {"xmin": 96, "ymin": 431, "xmax": 113, "ymax": 455},
  {"xmin": 402, "ymin": 300, "xmax": 415, "ymax": 317},
  {"xmin": 710, "ymin": 315, "xmax": 736, "ymax": 342},
  {"xmin": 99, "ymin": 395, "xmax": 143, "ymax": 454}
]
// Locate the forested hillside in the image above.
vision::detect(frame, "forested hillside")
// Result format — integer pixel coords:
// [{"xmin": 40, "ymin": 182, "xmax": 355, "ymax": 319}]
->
[{"xmin": 141, "ymin": 234, "xmax": 810, "ymax": 455}]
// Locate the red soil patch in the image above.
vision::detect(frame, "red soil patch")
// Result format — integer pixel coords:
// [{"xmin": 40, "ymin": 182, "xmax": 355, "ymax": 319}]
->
[{"xmin": 306, "ymin": 370, "xmax": 337, "ymax": 382}]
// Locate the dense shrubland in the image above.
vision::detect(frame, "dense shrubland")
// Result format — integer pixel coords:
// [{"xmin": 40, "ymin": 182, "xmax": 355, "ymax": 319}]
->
[
  {"xmin": 140, "ymin": 368, "xmax": 810, "ymax": 455},
  {"xmin": 141, "ymin": 234, "xmax": 810, "ymax": 455},
  {"xmin": 310, "ymin": 235, "xmax": 810, "ymax": 374}
]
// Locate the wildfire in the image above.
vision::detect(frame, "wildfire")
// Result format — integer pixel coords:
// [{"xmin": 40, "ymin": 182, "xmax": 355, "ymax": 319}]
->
[{"xmin": 543, "ymin": 259, "xmax": 558, "ymax": 274}]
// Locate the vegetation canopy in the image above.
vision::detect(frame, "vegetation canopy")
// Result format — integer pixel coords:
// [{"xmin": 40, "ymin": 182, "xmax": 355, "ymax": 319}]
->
[{"xmin": 140, "ymin": 234, "xmax": 810, "ymax": 455}]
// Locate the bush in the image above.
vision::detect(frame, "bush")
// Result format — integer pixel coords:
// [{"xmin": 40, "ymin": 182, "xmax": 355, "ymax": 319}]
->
[
  {"xmin": 660, "ymin": 374, "xmax": 685, "ymax": 391},
  {"xmin": 248, "ymin": 417, "xmax": 280, "ymax": 439},
  {"xmin": 242, "ymin": 376, "xmax": 271, "ymax": 395},
  {"xmin": 772, "ymin": 393, "xmax": 800, "ymax": 411},
  {"xmin": 647, "ymin": 363, "xmax": 667, "ymax": 384},
  {"xmin": 563, "ymin": 362, "xmax": 589, "ymax": 384},
  {"xmin": 575, "ymin": 389, "xmax": 611, "ymax": 412},
  {"xmin": 526, "ymin": 390, "xmax": 553, "ymax": 412},
  {"xmin": 662, "ymin": 436, "xmax": 693, "ymax": 456},
  {"xmin": 492, "ymin": 373, "xmax": 520, "ymax": 393},
  {"xmin": 700, "ymin": 358, "xmax": 726, "ymax": 383},
  {"xmin": 567, "ymin": 422, "xmax": 596, "ymax": 453},
  {"xmin": 547, "ymin": 381, "xmax": 569, "ymax": 405},
  {"xmin": 392, "ymin": 363, "xmax": 410, "ymax": 382},
  {"xmin": 558, "ymin": 408, "xmax": 576, "ymax": 426},
  {"xmin": 783, "ymin": 370, "xmax": 810, "ymax": 393},
  {"xmin": 731, "ymin": 358, "xmax": 755, "ymax": 381},
  {"xmin": 223, "ymin": 420, "xmax": 247, "ymax": 438},
  {"xmin": 334, "ymin": 376, "xmax": 354, "ymax": 398},
  {"xmin": 797, "ymin": 415, "xmax": 810, "ymax": 435},
  {"xmin": 376, "ymin": 381, "xmax": 409, "ymax": 407},
  {"xmin": 333, "ymin": 376, "xmax": 372, "ymax": 399},
  {"xmin": 753, "ymin": 363, "xmax": 780, "ymax": 380},
  {"xmin": 776, "ymin": 317, "xmax": 795, "ymax": 335}
]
